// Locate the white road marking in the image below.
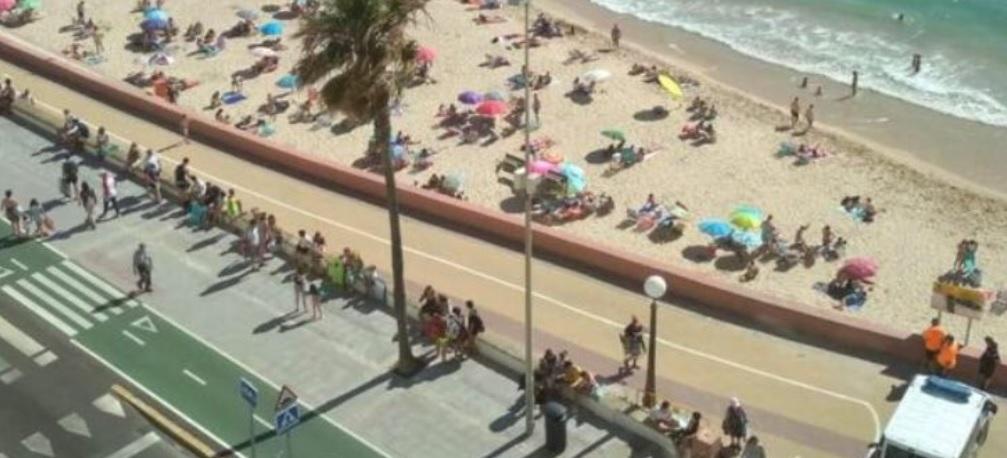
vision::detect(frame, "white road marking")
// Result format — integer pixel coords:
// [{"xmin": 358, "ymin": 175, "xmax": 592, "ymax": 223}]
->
[
  {"xmin": 33, "ymin": 351, "xmax": 58, "ymax": 367},
  {"xmin": 21, "ymin": 432, "xmax": 53, "ymax": 457},
  {"xmin": 17, "ymin": 278, "xmax": 93, "ymax": 330},
  {"xmin": 59, "ymin": 262, "xmax": 139, "ymax": 308},
  {"xmin": 72, "ymin": 341, "xmax": 250, "ymax": 458},
  {"xmin": 0, "ymin": 314, "xmax": 46, "ymax": 359},
  {"xmin": 58, "ymin": 412, "xmax": 92, "ymax": 438},
  {"xmin": 0, "ymin": 368, "xmax": 22, "ymax": 384},
  {"xmin": 104, "ymin": 432, "xmax": 161, "ymax": 458},
  {"xmin": 10, "ymin": 258, "xmax": 28, "ymax": 271},
  {"xmin": 0, "ymin": 265, "xmax": 12, "ymax": 280},
  {"xmin": 184, "ymin": 160, "xmax": 884, "ymax": 439},
  {"xmin": 47, "ymin": 266, "xmax": 123, "ymax": 315},
  {"xmin": 92, "ymin": 393, "xmax": 126, "ymax": 418},
  {"xmin": 131, "ymin": 316, "xmax": 158, "ymax": 334},
  {"xmin": 182, "ymin": 369, "xmax": 207, "ymax": 386},
  {"xmin": 121, "ymin": 330, "xmax": 145, "ymax": 347},
  {"xmin": 2, "ymin": 285, "xmax": 77, "ymax": 336},
  {"xmin": 32, "ymin": 272, "xmax": 108, "ymax": 321}
]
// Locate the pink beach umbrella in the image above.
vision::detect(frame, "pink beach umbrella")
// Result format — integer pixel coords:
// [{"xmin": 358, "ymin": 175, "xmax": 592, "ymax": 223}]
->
[
  {"xmin": 529, "ymin": 160, "xmax": 557, "ymax": 175},
  {"xmin": 416, "ymin": 46, "xmax": 436, "ymax": 64},
  {"xmin": 476, "ymin": 100, "xmax": 508, "ymax": 117},
  {"xmin": 0, "ymin": 0, "xmax": 17, "ymax": 12},
  {"xmin": 839, "ymin": 256, "xmax": 878, "ymax": 281}
]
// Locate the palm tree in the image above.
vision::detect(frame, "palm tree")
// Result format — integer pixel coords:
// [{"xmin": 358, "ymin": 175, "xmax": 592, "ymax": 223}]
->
[{"xmin": 294, "ymin": 0, "xmax": 428, "ymax": 376}]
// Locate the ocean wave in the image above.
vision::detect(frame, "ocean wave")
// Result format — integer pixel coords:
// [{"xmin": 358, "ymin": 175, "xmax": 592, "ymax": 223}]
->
[{"xmin": 589, "ymin": 0, "xmax": 1007, "ymax": 127}]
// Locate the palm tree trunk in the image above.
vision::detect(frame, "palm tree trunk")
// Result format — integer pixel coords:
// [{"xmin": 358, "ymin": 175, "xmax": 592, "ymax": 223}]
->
[{"xmin": 376, "ymin": 100, "xmax": 425, "ymax": 377}]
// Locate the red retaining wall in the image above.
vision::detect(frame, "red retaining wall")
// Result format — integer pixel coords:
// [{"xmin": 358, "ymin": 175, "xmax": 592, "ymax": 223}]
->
[{"xmin": 1, "ymin": 34, "xmax": 999, "ymax": 386}]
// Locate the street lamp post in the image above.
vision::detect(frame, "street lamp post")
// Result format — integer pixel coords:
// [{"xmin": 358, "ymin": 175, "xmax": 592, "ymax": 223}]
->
[
  {"xmin": 642, "ymin": 275, "xmax": 667, "ymax": 408},
  {"xmin": 522, "ymin": 0, "xmax": 536, "ymax": 436}
]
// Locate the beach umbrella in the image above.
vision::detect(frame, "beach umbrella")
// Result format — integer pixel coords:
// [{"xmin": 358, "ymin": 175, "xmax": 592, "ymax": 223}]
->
[
  {"xmin": 390, "ymin": 144, "xmax": 407, "ymax": 159},
  {"xmin": 442, "ymin": 174, "xmax": 463, "ymax": 193},
  {"xmin": 601, "ymin": 129, "xmax": 625, "ymax": 142},
  {"xmin": 18, "ymin": 0, "xmax": 41, "ymax": 10},
  {"xmin": 658, "ymin": 74, "xmax": 684, "ymax": 99},
  {"xmin": 0, "ymin": 0, "xmax": 16, "ymax": 11},
  {"xmin": 729, "ymin": 205, "xmax": 764, "ymax": 230},
  {"xmin": 582, "ymin": 69, "xmax": 612, "ymax": 83},
  {"xmin": 140, "ymin": 18, "xmax": 168, "ymax": 30},
  {"xmin": 529, "ymin": 160, "xmax": 557, "ymax": 175},
  {"xmin": 698, "ymin": 218, "xmax": 733, "ymax": 239},
  {"xmin": 236, "ymin": 8, "xmax": 259, "ymax": 20},
  {"xmin": 730, "ymin": 230, "xmax": 763, "ymax": 250},
  {"xmin": 147, "ymin": 52, "xmax": 174, "ymax": 66},
  {"xmin": 260, "ymin": 21, "xmax": 284, "ymax": 36},
  {"xmin": 476, "ymin": 100, "xmax": 508, "ymax": 117},
  {"xmin": 560, "ymin": 163, "xmax": 587, "ymax": 193},
  {"xmin": 144, "ymin": 9, "xmax": 169, "ymax": 22},
  {"xmin": 276, "ymin": 74, "xmax": 299, "ymax": 89},
  {"xmin": 250, "ymin": 47, "xmax": 277, "ymax": 58},
  {"xmin": 840, "ymin": 257, "xmax": 878, "ymax": 281},
  {"xmin": 416, "ymin": 46, "xmax": 436, "ymax": 63},
  {"xmin": 483, "ymin": 90, "xmax": 506, "ymax": 102},
  {"xmin": 457, "ymin": 90, "xmax": 483, "ymax": 105}
]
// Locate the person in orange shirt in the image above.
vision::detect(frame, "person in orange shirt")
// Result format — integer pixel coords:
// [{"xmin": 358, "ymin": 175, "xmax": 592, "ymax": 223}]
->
[
  {"xmin": 937, "ymin": 334, "xmax": 962, "ymax": 376},
  {"xmin": 921, "ymin": 318, "xmax": 946, "ymax": 372}
]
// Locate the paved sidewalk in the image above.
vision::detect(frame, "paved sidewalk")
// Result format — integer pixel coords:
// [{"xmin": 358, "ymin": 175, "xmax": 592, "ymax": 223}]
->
[{"xmin": 1, "ymin": 116, "xmax": 643, "ymax": 457}]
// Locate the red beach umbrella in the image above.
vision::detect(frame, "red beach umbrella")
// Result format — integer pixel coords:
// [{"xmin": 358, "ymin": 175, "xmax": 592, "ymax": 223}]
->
[
  {"xmin": 839, "ymin": 256, "xmax": 878, "ymax": 281},
  {"xmin": 416, "ymin": 45, "xmax": 436, "ymax": 63},
  {"xmin": 476, "ymin": 100, "xmax": 508, "ymax": 117}
]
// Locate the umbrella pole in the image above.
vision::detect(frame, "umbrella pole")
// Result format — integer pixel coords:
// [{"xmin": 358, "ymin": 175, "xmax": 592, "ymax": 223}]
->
[{"xmin": 522, "ymin": 0, "xmax": 535, "ymax": 437}]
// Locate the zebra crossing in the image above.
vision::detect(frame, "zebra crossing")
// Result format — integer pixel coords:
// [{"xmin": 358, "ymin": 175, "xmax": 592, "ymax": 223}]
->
[{"xmin": 1, "ymin": 260, "xmax": 140, "ymax": 337}]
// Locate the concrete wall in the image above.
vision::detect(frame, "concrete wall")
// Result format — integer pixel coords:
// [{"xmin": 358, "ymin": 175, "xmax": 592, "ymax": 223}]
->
[{"xmin": 2, "ymin": 33, "xmax": 1001, "ymax": 387}]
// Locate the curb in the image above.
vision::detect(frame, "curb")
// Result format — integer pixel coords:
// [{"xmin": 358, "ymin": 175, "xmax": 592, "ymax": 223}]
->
[{"xmin": 111, "ymin": 384, "xmax": 217, "ymax": 458}]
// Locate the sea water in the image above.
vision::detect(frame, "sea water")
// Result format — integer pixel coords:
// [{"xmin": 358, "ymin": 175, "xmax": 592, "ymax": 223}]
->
[{"xmin": 588, "ymin": 0, "xmax": 1007, "ymax": 127}]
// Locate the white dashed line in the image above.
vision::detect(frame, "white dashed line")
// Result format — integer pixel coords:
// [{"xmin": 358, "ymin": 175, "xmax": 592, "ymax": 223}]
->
[
  {"xmin": 183, "ymin": 369, "xmax": 207, "ymax": 386},
  {"xmin": 121, "ymin": 330, "xmax": 145, "ymax": 347}
]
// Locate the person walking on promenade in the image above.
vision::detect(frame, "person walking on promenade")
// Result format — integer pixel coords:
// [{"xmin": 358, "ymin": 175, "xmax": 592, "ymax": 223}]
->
[
  {"xmin": 61, "ymin": 157, "xmax": 80, "ymax": 201},
  {"xmin": 789, "ymin": 97, "xmax": 800, "ymax": 129},
  {"xmin": 292, "ymin": 268, "xmax": 306, "ymax": 313},
  {"xmin": 242, "ymin": 220, "xmax": 259, "ymax": 262},
  {"xmin": 132, "ymin": 243, "xmax": 153, "ymax": 293},
  {"xmin": 723, "ymin": 397, "xmax": 750, "ymax": 449},
  {"xmin": 25, "ymin": 199, "xmax": 51, "ymax": 238},
  {"xmin": 851, "ymin": 70, "xmax": 859, "ymax": 96},
  {"xmin": 978, "ymin": 337, "xmax": 1000, "ymax": 390},
  {"xmin": 936, "ymin": 334, "xmax": 962, "ymax": 377},
  {"xmin": 307, "ymin": 282, "xmax": 322, "ymax": 320},
  {"xmin": 143, "ymin": 149, "xmax": 162, "ymax": 203},
  {"xmin": 921, "ymin": 317, "xmax": 946, "ymax": 372},
  {"xmin": 447, "ymin": 307, "xmax": 469, "ymax": 360},
  {"xmin": 610, "ymin": 24, "xmax": 621, "ymax": 49},
  {"xmin": 79, "ymin": 181, "xmax": 98, "ymax": 230},
  {"xmin": 466, "ymin": 300, "xmax": 485, "ymax": 351},
  {"xmin": 621, "ymin": 315, "xmax": 645, "ymax": 373},
  {"xmin": 2, "ymin": 190, "xmax": 23, "ymax": 238},
  {"xmin": 98, "ymin": 172, "xmax": 121, "ymax": 220},
  {"xmin": 174, "ymin": 157, "xmax": 190, "ymax": 190}
]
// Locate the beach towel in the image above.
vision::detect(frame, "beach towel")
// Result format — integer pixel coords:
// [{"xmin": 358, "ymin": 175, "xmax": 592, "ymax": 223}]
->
[{"xmin": 222, "ymin": 92, "xmax": 246, "ymax": 105}]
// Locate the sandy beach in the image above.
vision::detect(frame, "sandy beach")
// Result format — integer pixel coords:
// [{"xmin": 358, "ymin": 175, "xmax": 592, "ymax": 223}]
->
[{"xmin": 4, "ymin": 0, "xmax": 1006, "ymax": 343}]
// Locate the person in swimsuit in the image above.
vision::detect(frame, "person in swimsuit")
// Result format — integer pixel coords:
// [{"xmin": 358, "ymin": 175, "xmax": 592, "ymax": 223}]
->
[
  {"xmin": 292, "ymin": 269, "xmax": 306, "ymax": 313},
  {"xmin": 2, "ymin": 190, "xmax": 23, "ymax": 237},
  {"xmin": 789, "ymin": 97, "xmax": 800, "ymax": 129}
]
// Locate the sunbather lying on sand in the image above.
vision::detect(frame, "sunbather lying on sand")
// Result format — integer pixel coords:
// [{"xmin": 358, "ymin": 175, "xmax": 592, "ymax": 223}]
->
[
  {"xmin": 474, "ymin": 13, "xmax": 507, "ymax": 24},
  {"xmin": 482, "ymin": 54, "xmax": 510, "ymax": 68}
]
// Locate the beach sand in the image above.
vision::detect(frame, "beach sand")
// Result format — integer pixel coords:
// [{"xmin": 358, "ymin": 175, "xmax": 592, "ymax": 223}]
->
[{"xmin": 4, "ymin": 0, "xmax": 1006, "ymax": 344}]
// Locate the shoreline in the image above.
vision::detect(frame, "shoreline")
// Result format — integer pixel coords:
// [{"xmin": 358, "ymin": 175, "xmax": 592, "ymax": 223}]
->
[{"xmin": 536, "ymin": 0, "xmax": 1007, "ymax": 202}]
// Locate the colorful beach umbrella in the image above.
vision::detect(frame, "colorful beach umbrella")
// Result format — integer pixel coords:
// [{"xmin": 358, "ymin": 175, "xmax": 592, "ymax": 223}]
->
[
  {"xmin": 730, "ymin": 230, "xmax": 763, "ymax": 250},
  {"xmin": 529, "ymin": 160, "xmax": 557, "ymax": 176},
  {"xmin": 260, "ymin": 21, "xmax": 284, "ymax": 36},
  {"xmin": 144, "ymin": 9, "xmax": 169, "ymax": 22},
  {"xmin": 698, "ymin": 219, "xmax": 733, "ymax": 239},
  {"xmin": 276, "ymin": 74, "xmax": 299, "ymax": 89},
  {"xmin": 601, "ymin": 129, "xmax": 625, "ymax": 142},
  {"xmin": 0, "ymin": 0, "xmax": 16, "ymax": 11},
  {"xmin": 483, "ymin": 91, "xmax": 506, "ymax": 101},
  {"xmin": 236, "ymin": 8, "xmax": 259, "ymax": 20},
  {"xmin": 658, "ymin": 74, "xmax": 684, "ymax": 99},
  {"xmin": 140, "ymin": 18, "xmax": 168, "ymax": 30},
  {"xmin": 582, "ymin": 69, "xmax": 611, "ymax": 83},
  {"xmin": 840, "ymin": 257, "xmax": 879, "ymax": 281},
  {"xmin": 457, "ymin": 90, "xmax": 482, "ymax": 105},
  {"xmin": 17, "ymin": 0, "xmax": 40, "ymax": 9},
  {"xmin": 416, "ymin": 46, "xmax": 436, "ymax": 63},
  {"xmin": 729, "ymin": 205, "xmax": 764, "ymax": 230},
  {"xmin": 476, "ymin": 100, "xmax": 508, "ymax": 117}
]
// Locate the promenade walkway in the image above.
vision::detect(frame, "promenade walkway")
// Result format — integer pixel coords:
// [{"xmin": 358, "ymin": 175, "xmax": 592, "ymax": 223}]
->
[{"xmin": 3, "ymin": 55, "xmax": 1004, "ymax": 457}]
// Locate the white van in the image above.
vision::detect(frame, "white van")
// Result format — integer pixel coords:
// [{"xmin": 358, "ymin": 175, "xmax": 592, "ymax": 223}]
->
[{"xmin": 870, "ymin": 375, "xmax": 996, "ymax": 458}]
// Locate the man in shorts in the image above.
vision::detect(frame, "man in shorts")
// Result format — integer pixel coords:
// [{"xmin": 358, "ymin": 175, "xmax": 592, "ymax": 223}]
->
[{"xmin": 62, "ymin": 158, "xmax": 80, "ymax": 201}]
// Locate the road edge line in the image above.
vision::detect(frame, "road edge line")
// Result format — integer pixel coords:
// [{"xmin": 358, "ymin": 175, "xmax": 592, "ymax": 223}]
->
[{"xmin": 110, "ymin": 384, "xmax": 216, "ymax": 458}]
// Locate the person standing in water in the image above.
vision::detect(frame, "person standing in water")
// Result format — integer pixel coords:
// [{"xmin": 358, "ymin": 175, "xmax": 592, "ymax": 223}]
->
[
  {"xmin": 851, "ymin": 70, "xmax": 859, "ymax": 96},
  {"xmin": 610, "ymin": 24, "xmax": 621, "ymax": 49},
  {"xmin": 789, "ymin": 97, "xmax": 800, "ymax": 129},
  {"xmin": 911, "ymin": 54, "xmax": 922, "ymax": 75}
]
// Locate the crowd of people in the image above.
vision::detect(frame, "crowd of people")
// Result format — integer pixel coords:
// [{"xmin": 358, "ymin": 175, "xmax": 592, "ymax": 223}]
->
[{"xmin": 419, "ymin": 286, "xmax": 485, "ymax": 362}]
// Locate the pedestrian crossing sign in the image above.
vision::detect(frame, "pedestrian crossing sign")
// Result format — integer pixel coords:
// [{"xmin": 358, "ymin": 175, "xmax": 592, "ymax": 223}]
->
[{"xmin": 275, "ymin": 384, "xmax": 298, "ymax": 412}]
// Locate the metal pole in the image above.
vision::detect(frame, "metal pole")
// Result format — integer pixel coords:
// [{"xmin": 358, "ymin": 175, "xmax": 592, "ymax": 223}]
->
[
  {"xmin": 522, "ymin": 0, "xmax": 536, "ymax": 436},
  {"xmin": 249, "ymin": 406, "xmax": 257, "ymax": 458},
  {"xmin": 286, "ymin": 431, "xmax": 293, "ymax": 458},
  {"xmin": 966, "ymin": 318, "xmax": 973, "ymax": 346},
  {"xmin": 642, "ymin": 299, "xmax": 658, "ymax": 407}
]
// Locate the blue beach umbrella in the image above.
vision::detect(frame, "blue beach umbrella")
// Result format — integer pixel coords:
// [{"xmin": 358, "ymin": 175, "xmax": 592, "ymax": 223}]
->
[
  {"xmin": 484, "ymin": 90, "xmax": 506, "ymax": 101},
  {"xmin": 140, "ymin": 18, "xmax": 168, "ymax": 31},
  {"xmin": 457, "ymin": 90, "xmax": 482, "ymax": 105},
  {"xmin": 698, "ymin": 218, "xmax": 733, "ymax": 239},
  {"xmin": 559, "ymin": 163, "xmax": 586, "ymax": 194},
  {"xmin": 730, "ymin": 230, "xmax": 763, "ymax": 250},
  {"xmin": 260, "ymin": 21, "xmax": 284, "ymax": 37},
  {"xmin": 145, "ymin": 9, "xmax": 169, "ymax": 22},
  {"xmin": 276, "ymin": 74, "xmax": 299, "ymax": 89}
]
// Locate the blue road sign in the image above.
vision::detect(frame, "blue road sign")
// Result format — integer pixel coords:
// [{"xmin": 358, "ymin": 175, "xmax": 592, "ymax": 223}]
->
[
  {"xmin": 274, "ymin": 403, "xmax": 300, "ymax": 435},
  {"xmin": 239, "ymin": 378, "xmax": 259, "ymax": 408}
]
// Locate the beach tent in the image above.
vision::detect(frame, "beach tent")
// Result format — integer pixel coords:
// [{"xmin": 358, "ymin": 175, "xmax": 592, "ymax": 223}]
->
[{"xmin": 658, "ymin": 74, "xmax": 684, "ymax": 99}]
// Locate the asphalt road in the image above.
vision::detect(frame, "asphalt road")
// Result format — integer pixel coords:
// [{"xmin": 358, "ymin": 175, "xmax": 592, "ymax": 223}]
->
[{"xmin": 0, "ymin": 289, "xmax": 186, "ymax": 458}]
